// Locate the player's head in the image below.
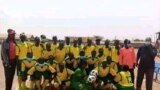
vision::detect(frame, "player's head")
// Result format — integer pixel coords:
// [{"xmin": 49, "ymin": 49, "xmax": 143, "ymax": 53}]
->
[
  {"xmin": 48, "ymin": 55, "xmax": 54, "ymax": 60},
  {"xmin": 65, "ymin": 37, "xmax": 70, "ymax": 45},
  {"xmin": 27, "ymin": 52, "xmax": 33, "ymax": 58},
  {"xmin": 40, "ymin": 34, "xmax": 46, "ymax": 43},
  {"xmin": 52, "ymin": 36, "xmax": 57, "ymax": 44},
  {"xmin": 38, "ymin": 57, "xmax": 45, "ymax": 64},
  {"xmin": 87, "ymin": 39, "xmax": 92, "ymax": 46},
  {"xmin": 80, "ymin": 51, "xmax": 85, "ymax": 56},
  {"xmin": 73, "ymin": 39, "xmax": 78, "ymax": 47},
  {"xmin": 124, "ymin": 39, "xmax": 130, "ymax": 49},
  {"xmin": 59, "ymin": 40, "xmax": 65, "ymax": 49},
  {"xmin": 105, "ymin": 39, "xmax": 110, "ymax": 47},
  {"xmin": 114, "ymin": 40, "xmax": 120, "ymax": 46},
  {"xmin": 41, "ymin": 34, "xmax": 46, "ymax": 39},
  {"xmin": 29, "ymin": 35, "xmax": 34, "ymax": 42},
  {"xmin": 102, "ymin": 61, "xmax": 108, "ymax": 68},
  {"xmin": 78, "ymin": 37, "xmax": 82, "ymax": 45},
  {"xmin": 34, "ymin": 37, "xmax": 40, "ymax": 45},
  {"xmin": 106, "ymin": 56, "xmax": 112, "ymax": 65},
  {"xmin": 46, "ymin": 43, "xmax": 51, "ymax": 51},
  {"xmin": 20, "ymin": 33, "xmax": 26, "ymax": 42},
  {"xmin": 96, "ymin": 38, "xmax": 101, "ymax": 45},
  {"xmin": 121, "ymin": 65, "xmax": 129, "ymax": 72},
  {"xmin": 91, "ymin": 50, "xmax": 96, "ymax": 57}
]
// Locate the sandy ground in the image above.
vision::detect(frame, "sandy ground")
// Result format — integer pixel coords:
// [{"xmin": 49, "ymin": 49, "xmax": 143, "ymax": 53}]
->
[{"xmin": 0, "ymin": 46, "xmax": 160, "ymax": 90}]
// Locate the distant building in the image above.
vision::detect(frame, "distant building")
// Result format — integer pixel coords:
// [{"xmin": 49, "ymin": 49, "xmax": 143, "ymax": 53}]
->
[
  {"xmin": 65, "ymin": 36, "xmax": 96, "ymax": 43},
  {"xmin": 65, "ymin": 35, "xmax": 104, "ymax": 43}
]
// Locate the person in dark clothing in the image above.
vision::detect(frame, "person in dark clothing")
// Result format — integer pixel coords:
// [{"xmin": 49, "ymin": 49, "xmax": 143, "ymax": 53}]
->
[
  {"xmin": 1, "ymin": 29, "xmax": 17, "ymax": 90},
  {"xmin": 136, "ymin": 37, "xmax": 157, "ymax": 90}
]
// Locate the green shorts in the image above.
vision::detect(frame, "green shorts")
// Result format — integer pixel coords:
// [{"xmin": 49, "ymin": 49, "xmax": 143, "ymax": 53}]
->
[
  {"xmin": 66, "ymin": 63, "xmax": 74, "ymax": 71},
  {"xmin": 21, "ymin": 68, "xmax": 35, "ymax": 81},
  {"xmin": 34, "ymin": 71, "xmax": 50, "ymax": 80},
  {"xmin": 98, "ymin": 76, "xmax": 108, "ymax": 82},
  {"xmin": 17, "ymin": 60, "xmax": 23, "ymax": 76}
]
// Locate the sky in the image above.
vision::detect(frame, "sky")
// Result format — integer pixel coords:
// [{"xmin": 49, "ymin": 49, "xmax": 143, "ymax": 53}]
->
[{"xmin": 0, "ymin": 0, "xmax": 160, "ymax": 41}]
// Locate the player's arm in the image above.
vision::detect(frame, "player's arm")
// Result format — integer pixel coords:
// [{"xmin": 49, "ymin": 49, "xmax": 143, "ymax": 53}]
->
[
  {"xmin": 55, "ymin": 76, "xmax": 62, "ymax": 85},
  {"xmin": 67, "ymin": 69, "xmax": 74, "ymax": 76},
  {"xmin": 87, "ymin": 58, "xmax": 92, "ymax": 64},
  {"xmin": 48, "ymin": 65, "xmax": 56, "ymax": 73},
  {"xmin": 113, "ymin": 63, "xmax": 118, "ymax": 73},
  {"xmin": 109, "ymin": 67, "xmax": 117, "ymax": 76},
  {"xmin": 94, "ymin": 67, "xmax": 99, "ymax": 71},
  {"xmin": 28, "ymin": 67, "xmax": 36, "ymax": 75},
  {"xmin": 114, "ymin": 73, "xmax": 121, "ymax": 82}
]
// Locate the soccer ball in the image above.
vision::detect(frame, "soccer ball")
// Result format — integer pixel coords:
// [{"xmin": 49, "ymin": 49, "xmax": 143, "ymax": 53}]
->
[
  {"xmin": 89, "ymin": 70, "xmax": 98, "ymax": 77},
  {"xmin": 87, "ymin": 75, "xmax": 96, "ymax": 83}
]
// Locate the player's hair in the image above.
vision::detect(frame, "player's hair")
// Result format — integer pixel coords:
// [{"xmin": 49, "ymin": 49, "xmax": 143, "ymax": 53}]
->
[{"xmin": 122, "ymin": 65, "xmax": 129, "ymax": 71}]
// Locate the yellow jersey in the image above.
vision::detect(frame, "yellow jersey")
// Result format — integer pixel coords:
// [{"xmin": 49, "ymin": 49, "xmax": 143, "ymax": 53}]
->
[
  {"xmin": 109, "ymin": 62, "xmax": 118, "ymax": 73},
  {"xmin": 103, "ymin": 46, "xmax": 111, "ymax": 57},
  {"xmin": 26, "ymin": 41, "xmax": 34, "ymax": 52},
  {"xmin": 56, "ymin": 68, "xmax": 74, "ymax": 82},
  {"xmin": 21, "ymin": 58, "xmax": 37, "ymax": 72},
  {"xmin": 65, "ymin": 44, "xmax": 71, "ymax": 53},
  {"xmin": 95, "ymin": 66, "xmax": 116, "ymax": 77},
  {"xmin": 114, "ymin": 71, "xmax": 133, "ymax": 86},
  {"xmin": 70, "ymin": 46, "xmax": 80, "ymax": 58},
  {"xmin": 98, "ymin": 54, "xmax": 106, "ymax": 64},
  {"xmin": 51, "ymin": 43, "xmax": 59, "ymax": 51},
  {"xmin": 111, "ymin": 46, "xmax": 119, "ymax": 63},
  {"xmin": 84, "ymin": 45, "xmax": 95, "ymax": 57},
  {"xmin": 78, "ymin": 44, "xmax": 84, "ymax": 51},
  {"xmin": 95, "ymin": 45, "xmax": 103, "ymax": 55},
  {"xmin": 30, "ymin": 45, "xmax": 43, "ymax": 59},
  {"xmin": 55, "ymin": 48, "xmax": 67, "ymax": 63},
  {"xmin": 87, "ymin": 56, "xmax": 99, "ymax": 67},
  {"xmin": 16, "ymin": 41, "xmax": 29, "ymax": 60},
  {"xmin": 42, "ymin": 50, "xmax": 55, "ymax": 59},
  {"xmin": 28, "ymin": 63, "xmax": 56, "ymax": 75}
]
